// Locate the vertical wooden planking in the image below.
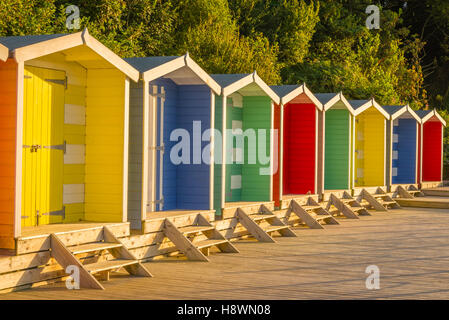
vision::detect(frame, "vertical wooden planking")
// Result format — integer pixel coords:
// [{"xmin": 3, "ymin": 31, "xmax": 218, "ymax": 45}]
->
[
  {"xmin": 422, "ymin": 120, "xmax": 443, "ymax": 181},
  {"xmin": 85, "ymin": 69, "xmax": 125, "ymax": 222},
  {"xmin": 392, "ymin": 118, "xmax": 417, "ymax": 184},
  {"xmin": 363, "ymin": 107, "xmax": 385, "ymax": 186},
  {"xmin": 272, "ymin": 103, "xmax": 281, "ymax": 206},
  {"xmin": 283, "ymin": 103, "xmax": 316, "ymax": 194},
  {"xmin": 122, "ymin": 78, "xmax": 130, "ymax": 222},
  {"xmin": 241, "ymin": 96, "xmax": 271, "ymax": 201},
  {"xmin": 176, "ymin": 85, "xmax": 211, "ymax": 209},
  {"xmin": 0, "ymin": 59, "xmax": 18, "ymax": 248},
  {"xmin": 213, "ymin": 94, "xmax": 223, "ymax": 215},
  {"xmin": 324, "ymin": 109, "xmax": 350, "ymax": 190},
  {"xmin": 209, "ymin": 91, "xmax": 215, "ymax": 211},
  {"xmin": 127, "ymin": 80, "xmax": 144, "ymax": 229}
]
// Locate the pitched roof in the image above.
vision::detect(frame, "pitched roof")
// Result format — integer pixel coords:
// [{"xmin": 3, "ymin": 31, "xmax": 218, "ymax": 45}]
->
[
  {"xmin": 381, "ymin": 105, "xmax": 404, "ymax": 115},
  {"xmin": 415, "ymin": 110, "xmax": 432, "ymax": 118},
  {"xmin": 0, "ymin": 30, "xmax": 140, "ymax": 81},
  {"xmin": 314, "ymin": 93, "xmax": 339, "ymax": 105},
  {"xmin": 124, "ymin": 56, "xmax": 181, "ymax": 73},
  {"xmin": 0, "ymin": 34, "xmax": 68, "ymax": 50},
  {"xmin": 210, "ymin": 74, "xmax": 251, "ymax": 88},
  {"xmin": 270, "ymin": 85, "xmax": 301, "ymax": 98},
  {"xmin": 348, "ymin": 100, "xmax": 370, "ymax": 110}
]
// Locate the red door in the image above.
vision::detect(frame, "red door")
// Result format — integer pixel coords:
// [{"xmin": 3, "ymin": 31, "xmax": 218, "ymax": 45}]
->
[
  {"xmin": 422, "ymin": 121, "xmax": 442, "ymax": 181},
  {"xmin": 283, "ymin": 103, "xmax": 316, "ymax": 194}
]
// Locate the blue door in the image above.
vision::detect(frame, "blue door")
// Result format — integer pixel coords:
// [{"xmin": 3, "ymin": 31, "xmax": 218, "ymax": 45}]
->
[{"xmin": 392, "ymin": 118, "xmax": 417, "ymax": 184}]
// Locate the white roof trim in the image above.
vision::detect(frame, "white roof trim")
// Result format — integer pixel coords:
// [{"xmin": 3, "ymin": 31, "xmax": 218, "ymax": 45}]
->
[
  {"xmin": 354, "ymin": 98, "xmax": 390, "ymax": 118},
  {"xmin": 184, "ymin": 54, "xmax": 220, "ymax": 95},
  {"xmin": 222, "ymin": 74, "xmax": 253, "ymax": 96},
  {"xmin": 0, "ymin": 43, "xmax": 8, "ymax": 61},
  {"xmin": 389, "ymin": 105, "xmax": 407, "ymax": 120},
  {"xmin": 279, "ymin": 83, "xmax": 323, "ymax": 110},
  {"xmin": 279, "ymin": 85, "xmax": 304, "ymax": 105},
  {"xmin": 324, "ymin": 92, "xmax": 355, "ymax": 115},
  {"xmin": 220, "ymin": 71, "xmax": 280, "ymax": 104},
  {"xmin": 302, "ymin": 84, "xmax": 323, "ymax": 110},
  {"xmin": 422, "ymin": 109, "xmax": 447, "ymax": 126},
  {"xmin": 82, "ymin": 30, "xmax": 139, "ymax": 81},
  {"xmin": 142, "ymin": 55, "xmax": 184, "ymax": 82},
  {"xmin": 253, "ymin": 72, "xmax": 280, "ymax": 104},
  {"xmin": 11, "ymin": 29, "xmax": 139, "ymax": 81},
  {"xmin": 391, "ymin": 104, "xmax": 421, "ymax": 122}
]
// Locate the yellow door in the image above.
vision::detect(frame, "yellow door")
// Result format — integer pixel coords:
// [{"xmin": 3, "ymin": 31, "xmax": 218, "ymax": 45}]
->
[{"xmin": 22, "ymin": 66, "xmax": 66, "ymax": 227}]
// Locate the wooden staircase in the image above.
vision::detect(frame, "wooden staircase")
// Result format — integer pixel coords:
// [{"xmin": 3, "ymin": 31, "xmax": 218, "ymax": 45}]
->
[
  {"xmin": 326, "ymin": 192, "xmax": 370, "ymax": 219},
  {"xmin": 236, "ymin": 205, "xmax": 297, "ymax": 242},
  {"xmin": 393, "ymin": 185, "xmax": 424, "ymax": 199},
  {"xmin": 50, "ymin": 226, "xmax": 152, "ymax": 290},
  {"xmin": 276, "ymin": 197, "xmax": 339, "ymax": 229},
  {"xmin": 356, "ymin": 188, "xmax": 400, "ymax": 211},
  {"xmin": 163, "ymin": 214, "xmax": 239, "ymax": 261}
]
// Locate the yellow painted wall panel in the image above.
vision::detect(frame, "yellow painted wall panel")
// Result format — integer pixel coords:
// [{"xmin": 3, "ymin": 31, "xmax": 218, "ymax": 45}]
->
[
  {"xmin": 64, "ymin": 203, "xmax": 84, "ymax": 223},
  {"xmin": 64, "ymin": 124, "xmax": 86, "ymax": 145},
  {"xmin": 84, "ymin": 69, "xmax": 125, "ymax": 222},
  {"xmin": 354, "ymin": 107, "xmax": 385, "ymax": 187},
  {"xmin": 63, "ymin": 164, "xmax": 85, "ymax": 184}
]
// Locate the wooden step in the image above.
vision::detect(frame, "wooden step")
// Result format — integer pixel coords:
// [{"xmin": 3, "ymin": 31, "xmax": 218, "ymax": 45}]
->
[
  {"xmin": 264, "ymin": 225, "xmax": 290, "ymax": 233},
  {"xmin": 381, "ymin": 200, "xmax": 397, "ymax": 205},
  {"xmin": 302, "ymin": 205, "xmax": 322, "ymax": 211},
  {"xmin": 194, "ymin": 239, "xmax": 228, "ymax": 249},
  {"xmin": 349, "ymin": 206, "xmax": 365, "ymax": 212},
  {"xmin": 251, "ymin": 214, "xmax": 277, "ymax": 221},
  {"xmin": 340, "ymin": 198, "xmax": 355, "ymax": 203},
  {"xmin": 69, "ymin": 242, "xmax": 123, "ymax": 255},
  {"xmin": 315, "ymin": 214, "xmax": 333, "ymax": 221},
  {"xmin": 84, "ymin": 258, "xmax": 138, "ymax": 274},
  {"xmin": 372, "ymin": 194, "xmax": 386, "ymax": 199},
  {"xmin": 179, "ymin": 225, "xmax": 215, "ymax": 235}
]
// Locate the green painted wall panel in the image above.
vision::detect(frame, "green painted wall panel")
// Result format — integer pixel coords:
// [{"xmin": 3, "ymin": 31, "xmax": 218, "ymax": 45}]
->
[
  {"xmin": 241, "ymin": 96, "xmax": 271, "ymax": 201},
  {"xmin": 324, "ymin": 109, "xmax": 350, "ymax": 190}
]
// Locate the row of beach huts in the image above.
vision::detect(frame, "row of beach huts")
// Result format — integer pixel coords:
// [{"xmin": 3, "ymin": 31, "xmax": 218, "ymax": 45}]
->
[{"xmin": 0, "ymin": 30, "xmax": 446, "ymax": 292}]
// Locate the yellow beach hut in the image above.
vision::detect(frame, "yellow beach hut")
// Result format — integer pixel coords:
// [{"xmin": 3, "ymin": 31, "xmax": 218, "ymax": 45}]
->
[
  {"xmin": 0, "ymin": 30, "xmax": 139, "ymax": 250},
  {"xmin": 349, "ymin": 98, "xmax": 390, "ymax": 190}
]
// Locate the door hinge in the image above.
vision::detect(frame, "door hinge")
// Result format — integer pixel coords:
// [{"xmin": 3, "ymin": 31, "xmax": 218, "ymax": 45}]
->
[
  {"xmin": 43, "ymin": 141, "xmax": 66, "ymax": 154},
  {"xmin": 45, "ymin": 76, "xmax": 67, "ymax": 89},
  {"xmin": 24, "ymin": 75, "xmax": 32, "ymax": 79},
  {"xmin": 147, "ymin": 198, "xmax": 164, "ymax": 206},
  {"xmin": 150, "ymin": 145, "xmax": 164, "ymax": 152},
  {"xmin": 152, "ymin": 93, "xmax": 166, "ymax": 99},
  {"xmin": 37, "ymin": 206, "xmax": 65, "ymax": 225}
]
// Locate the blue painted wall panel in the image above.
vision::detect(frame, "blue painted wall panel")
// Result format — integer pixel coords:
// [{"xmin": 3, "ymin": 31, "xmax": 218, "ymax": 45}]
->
[
  {"xmin": 145, "ymin": 82, "xmax": 211, "ymax": 211},
  {"xmin": 392, "ymin": 118, "xmax": 417, "ymax": 184},
  {"xmin": 151, "ymin": 78, "xmax": 179, "ymax": 210},
  {"xmin": 176, "ymin": 85, "xmax": 211, "ymax": 209}
]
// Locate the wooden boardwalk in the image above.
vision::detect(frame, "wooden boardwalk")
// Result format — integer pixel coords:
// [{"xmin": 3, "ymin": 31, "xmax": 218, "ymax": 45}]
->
[{"xmin": 3, "ymin": 207, "xmax": 449, "ymax": 299}]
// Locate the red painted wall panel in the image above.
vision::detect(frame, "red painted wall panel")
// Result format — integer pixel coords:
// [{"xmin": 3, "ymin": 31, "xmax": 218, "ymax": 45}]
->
[
  {"xmin": 422, "ymin": 121, "xmax": 442, "ymax": 181},
  {"xmin": 283, "ymin": 103, "xmax": 316, "ymax": 194}
]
